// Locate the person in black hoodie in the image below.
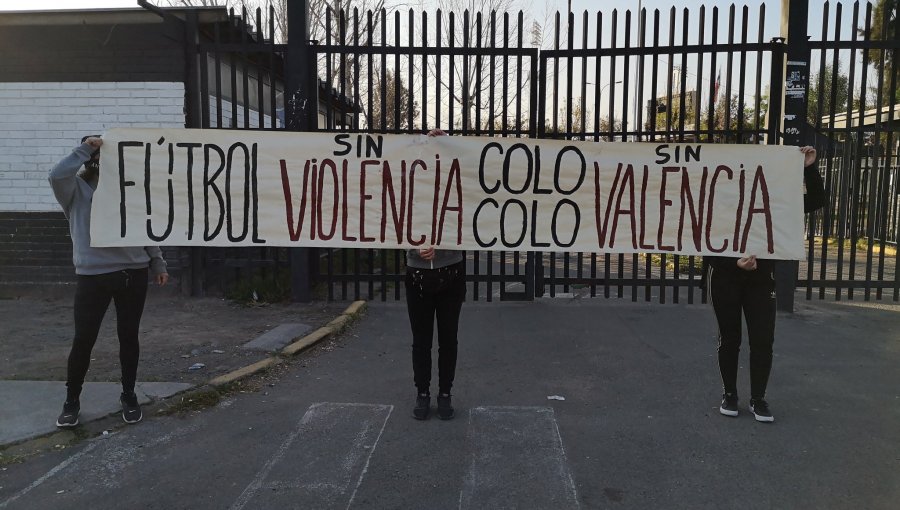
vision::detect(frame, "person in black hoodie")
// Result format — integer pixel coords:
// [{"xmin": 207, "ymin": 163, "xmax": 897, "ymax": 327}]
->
[
  {"xmin": 706, "ymin": 146, "xmax": 819, "ymax": 423},
  {"xmin": 406, "ymin": 129, "xmax": 466, "ymax": 421}
]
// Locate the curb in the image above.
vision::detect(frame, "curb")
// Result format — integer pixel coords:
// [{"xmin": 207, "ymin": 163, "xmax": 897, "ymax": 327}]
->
[
  {"xmin": 207, "ymin": 299, "xmax": 367, "ymax": 388},
  {"xmin": 0, "ymin": 300, "xmax": 367, "ymax": 459}
]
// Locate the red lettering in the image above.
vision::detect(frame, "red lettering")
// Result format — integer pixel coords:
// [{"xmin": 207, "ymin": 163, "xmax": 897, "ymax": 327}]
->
[
  {"xmin": 733, "ymin": 168, "xmax": 746, "ymax": 251},
  {"xmin": 359, "ymin": 160, "xmax": 377, "ymax": 242},
  {"xmin": 279, "ymin": 159, "xmax": 311, "ymax": 242},
  {"xmin": 740, "ymin": 166, "xmax": 775, "ymax": 254},
  {"xmin": 437, "ymin": 158, "xmax": 464, "ymax": 245},
  {"xmin": 341, "ymin": 160, "xmax": 356, "ymax": 242},
  {"xmin": 594, "ymin": 162, "xmax": 622, "ymax": 248},
  {"xmin": 638, "ymin": 166, "xmax": 654, "ymax": 250},
  {"xmin": 705, "ymin": 165, "xmax": 731, "ymax": 253},
  {"xmin": 678, "ymin": 167, "xmax": 708, "ymax": 252},
  {"xmin": 380, "ymin": 161, "xmax": 406, "ymax": 243},
  {"xmin": 657, "ymin": 166, "xmax": 679, "ymax": 251},
  {"xmin": 610, "ymin": 164, "xmax": 637, "ymax": 249},
  {"xmin": 406, "ymin": 159, "xmax": 427, "ymax": 246},
  {"xmin": 316, "ymin": 160, "xmax": 338, "ymax": 241}
]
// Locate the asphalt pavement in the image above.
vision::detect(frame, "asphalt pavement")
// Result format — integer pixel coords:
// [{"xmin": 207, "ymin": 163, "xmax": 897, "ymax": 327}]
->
[{"xmin": 1, "ymin": 297, "xmax": 898, "ymax": 510}]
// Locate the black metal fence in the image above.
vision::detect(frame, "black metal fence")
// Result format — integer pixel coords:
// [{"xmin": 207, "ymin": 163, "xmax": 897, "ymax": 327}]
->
[{"xmin": 184, "ymin": 1, "xmax": 899, "ymax": 303}]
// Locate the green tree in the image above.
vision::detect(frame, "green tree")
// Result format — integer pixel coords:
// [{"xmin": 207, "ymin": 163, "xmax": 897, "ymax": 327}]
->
[
  {"xmin": 701, "ymin": 94, "xmax": 756, "ymax": 143},
  {"xmin": 859, "ymin": 0, "xmax": 900, "ymax": 103},
  {"xmin": 807, "ymin": 62, "xmax": 851, "ymax": 124}
]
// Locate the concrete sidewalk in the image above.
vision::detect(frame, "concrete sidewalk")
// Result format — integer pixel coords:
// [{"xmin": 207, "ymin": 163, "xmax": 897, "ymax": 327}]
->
[{"xmin": 0, "ymin": 297, "xmax": 365, "ymax": 450}]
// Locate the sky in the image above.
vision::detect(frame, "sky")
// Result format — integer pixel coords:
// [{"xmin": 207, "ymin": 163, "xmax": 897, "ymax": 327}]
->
[
  {"xmin": 0, "ymin": 1, "xmax": 847, "ymax": 49},
  {"xmin": 1, "ymin": 0, "xmax": 871, "ymax": 124}
]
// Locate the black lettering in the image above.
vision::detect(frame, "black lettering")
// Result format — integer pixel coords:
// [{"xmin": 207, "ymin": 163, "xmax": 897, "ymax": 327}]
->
[
  {"xmin": 176, "ymin": 142, "xmax": 202, "ymax": 240},
  {"xmin": 551, "ymin": 199, "xmax": 580, "ymax": 248},
  {"xmin": 554, "ymin": 146, "xmax": 586, "ymax": 195},
  {"xmin": 479, "ymin": 142, "xmax": 503, "ymax": 193},
  {"xmin": 333, "ymin": 134, "xmax": 352, "ymax": 156},
  {"xmin": 117, "ymin": 141, "xmax": 142, "ymax": 238},
  {"xmin": 204, "ymin": 144, "xmax": 226, "ymax": 241},
  {"xmin": 473, "ymin": 198, "xmax": 499, "ymax": 248},
  {"xmin": 500, "ymin": 199, "xmax": 527, "ymax": 248},
  {"xmin": 147, "ymin": 140, "xmax": 174, "ymax": 242},
  {"xmin": 655, "ymin": 144, "xmax": 671, "ymax": 165}
]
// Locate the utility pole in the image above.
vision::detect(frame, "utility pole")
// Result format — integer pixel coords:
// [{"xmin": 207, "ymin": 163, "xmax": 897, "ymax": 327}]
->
[
  {"xmin": 286, "ymin": 0, "xmax": 317, "ymax": 302},
  {"xmin": 776, "ymin": 0, "xmax": 811, "ymax": 312}
]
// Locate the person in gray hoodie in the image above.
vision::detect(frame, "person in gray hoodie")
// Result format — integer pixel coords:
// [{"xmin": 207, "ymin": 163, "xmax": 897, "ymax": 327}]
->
[
  {"xmin": 49, "ymin": 135, "xmax": 169, "ymax": 428},
  {"xmin": 407, "ymin": 129, "xmax": 466, "ymax": 421}
]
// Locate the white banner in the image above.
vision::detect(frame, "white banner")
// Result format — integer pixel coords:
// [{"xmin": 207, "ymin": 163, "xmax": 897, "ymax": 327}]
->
[{"xmin": 91, "ymin": 128, "xmax": 806, "ymax": 259}]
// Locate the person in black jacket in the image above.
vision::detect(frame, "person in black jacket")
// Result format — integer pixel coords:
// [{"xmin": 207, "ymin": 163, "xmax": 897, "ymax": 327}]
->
[
  {"xmin": 405, "ymin": 129, "xmax": 466, "ymax": 421},
  {"xmin": 706, "ymin": 146, "xmax": 818, "ymax": 423}
]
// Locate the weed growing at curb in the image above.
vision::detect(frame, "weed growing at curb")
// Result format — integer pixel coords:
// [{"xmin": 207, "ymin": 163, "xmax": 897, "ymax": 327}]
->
[{"xmin": 155, "ymin": 387, "xmax": 222, "ymax": 416}]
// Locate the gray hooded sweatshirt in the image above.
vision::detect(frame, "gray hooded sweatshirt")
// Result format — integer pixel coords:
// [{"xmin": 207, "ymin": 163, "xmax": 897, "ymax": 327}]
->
[{"xmin": 49, "ymin": 142, "xmax": 167, "ymax": 276}]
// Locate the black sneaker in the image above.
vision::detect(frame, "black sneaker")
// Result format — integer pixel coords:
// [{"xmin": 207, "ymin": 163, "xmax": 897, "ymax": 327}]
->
[
  {"xmin": 749, "ymin": 399, "xmax": 774, "ymax": 423},
  {"xmin": 56, "ymin": 400, "xmax": 80, "ymax": 428},
  {"xmin": 120, "ymin": 392, "xmax": 142, "ymax": 424},
  {"xmin": 437, "ymin": 393, "xmax": 454, "ymax": 420},
  {"xmin": 719, "ymin": 393, "xmax": 739, "ymax": 417},
  {"xmin": 413, "ymin": 393, "xmax": 430, "ymax": 420}
]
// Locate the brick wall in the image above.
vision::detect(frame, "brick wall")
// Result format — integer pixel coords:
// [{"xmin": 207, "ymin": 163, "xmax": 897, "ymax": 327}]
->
[
  {"xmin": 0, "ymin": 211, "xmax": 74, "ymax": 285},
  {"xmin": 0, "ymin": 211, "xmax": 184, "ymax": 289},
  {"xmin": 0, "ymin": 81, "xmax": 185, "ymax": 213}
]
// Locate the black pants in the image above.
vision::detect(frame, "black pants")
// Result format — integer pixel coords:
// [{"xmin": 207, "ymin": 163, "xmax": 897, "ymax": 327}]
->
[
  {"xmin": 708, "ymin": 266, "xmax": 776, "ymax": 400},
  {"xmin": 405, "ymin": 261, "xmax": 465, "ymax": 396},
  {"xmin": 66, "ymin": 268, "xmax": 148, "ymax": 401}
]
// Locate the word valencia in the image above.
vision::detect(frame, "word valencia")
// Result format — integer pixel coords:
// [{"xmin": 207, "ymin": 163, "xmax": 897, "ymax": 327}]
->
[{"xmin": 594, "ymin": 162, "xmax": 775, "ymax": 254}]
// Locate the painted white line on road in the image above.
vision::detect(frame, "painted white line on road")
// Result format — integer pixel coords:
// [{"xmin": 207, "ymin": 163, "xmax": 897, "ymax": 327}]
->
[
  {"xmin": 0, "ymin": 441, "xmax": 99, "ymax": 509},
  {"xmin": 459, "ymin": 406, "xmax": 580, "ymax": 510},
  {"xmin": 229, "ymin": 402, "xmax": 393, "ymax": 510}
]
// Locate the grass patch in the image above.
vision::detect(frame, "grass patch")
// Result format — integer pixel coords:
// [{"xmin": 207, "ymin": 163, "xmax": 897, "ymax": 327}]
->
[
  {"xmin": 156, "ymin": 388, "xmax": 222, "ymax": 416},
  {"xmin": 821, "ymin": 237, "xmax": 898, "ymax": 257},
  {"xmin": 225, "ymin": 268, "xmax": 292, "ymax": 304},
  {"xmin": 317, "ymin": 248, "xmax": 404, "ymax": 275},
  {"xmin": 641, "ymin": 253, "xmax": 705, "ymax": 273}
]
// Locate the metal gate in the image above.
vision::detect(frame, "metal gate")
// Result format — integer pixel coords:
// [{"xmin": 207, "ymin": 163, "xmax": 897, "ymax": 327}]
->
[{"xmin": 180, "ymin": 1, "xmax": 899, "ymax": 303}]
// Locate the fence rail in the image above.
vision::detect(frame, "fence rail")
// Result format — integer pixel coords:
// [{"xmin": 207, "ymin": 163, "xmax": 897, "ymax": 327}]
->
[{"xmin": 184, "ymin": 1, "xmax": 899, "ymax": 303}]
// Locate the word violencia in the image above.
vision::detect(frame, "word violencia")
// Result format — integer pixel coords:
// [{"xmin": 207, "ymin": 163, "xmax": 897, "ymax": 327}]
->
[{"xmin": 114, "ymin": 135, "xmax": 775, "ymax": 253}]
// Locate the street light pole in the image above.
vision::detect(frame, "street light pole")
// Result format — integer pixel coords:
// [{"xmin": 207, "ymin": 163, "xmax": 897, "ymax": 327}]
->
[
  {"xmin": 633, "ymin": 0, "xmax": 642, "ymax": 140},
  {"xmin": 599, "ymin": 80, "xmax": 623, "ymax": 136}
]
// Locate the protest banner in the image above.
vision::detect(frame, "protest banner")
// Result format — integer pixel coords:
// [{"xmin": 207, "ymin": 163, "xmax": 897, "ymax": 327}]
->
[{"xmin": 91, "ymin": 128, "xmax": 806, "ymax": 259}]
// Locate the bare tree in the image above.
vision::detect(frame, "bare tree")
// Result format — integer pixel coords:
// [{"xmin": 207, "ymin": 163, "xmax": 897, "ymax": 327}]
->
[
  {"xmin": 369, "ymin": 70, "xmax": 421, "ymax": 131},
  {"xmin": 423, "ymin": 0, "xmax": 533, "ymax": 132}
]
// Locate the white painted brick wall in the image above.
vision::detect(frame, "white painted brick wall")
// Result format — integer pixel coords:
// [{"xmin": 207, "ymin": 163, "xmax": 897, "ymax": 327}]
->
[{"xmin": 0, "ymin": 82, "xmax": 185, "ymax": 212}]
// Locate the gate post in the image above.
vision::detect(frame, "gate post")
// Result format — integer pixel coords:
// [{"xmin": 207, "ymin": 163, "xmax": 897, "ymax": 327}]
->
[
  {"xmin": 285, "ymin": 0, "xmax": 318, "ymax": 302},
  {"xmin": 775, "ymin": 0, "xmax": 811, "ymax": 312},
  {"xmin": 184, "ymin": 11, "xmax": 205, "ymax": 297}
]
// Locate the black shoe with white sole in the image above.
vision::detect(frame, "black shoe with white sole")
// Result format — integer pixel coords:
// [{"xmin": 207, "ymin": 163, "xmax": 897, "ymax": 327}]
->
[
  {"xmin": 749, "ymin": 399, "xmax": 774, "ymax": 423},
  {"xmin": 120, "ymin": 392, "xmax": 142, "ymax": 424},
  {"xmin": 719, "ymin": 393, "xmax": 739, "ymax": 417},
  {"xmin": 437, "ymin": 394, "xmax": 454, "ymax": 420},
  {"xmin": 413, "ymin": 393, "xmax": 430, "ymax": 420},
  {"xmin": 56, "ymin": 400, "xmax": 80, "ymax": 428}
]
